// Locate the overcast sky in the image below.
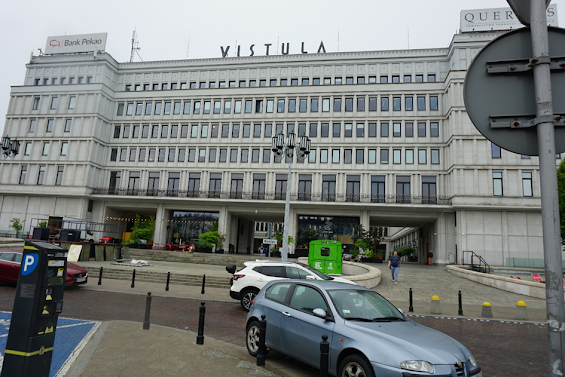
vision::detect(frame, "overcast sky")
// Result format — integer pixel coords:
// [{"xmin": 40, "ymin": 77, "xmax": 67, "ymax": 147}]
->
[{"xmin": 0, "ymin": 0, "xmax": 563, "ymax": 136}]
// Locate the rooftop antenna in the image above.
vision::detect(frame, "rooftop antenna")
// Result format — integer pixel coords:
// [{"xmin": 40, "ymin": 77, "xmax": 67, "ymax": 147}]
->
[
  {"xmin": 130, "ymin": 30, "xmax": 142, "ymax": 62},
  {"xmin": 186, "ymin": 38, "xmax": 190, "ymax": 58}
]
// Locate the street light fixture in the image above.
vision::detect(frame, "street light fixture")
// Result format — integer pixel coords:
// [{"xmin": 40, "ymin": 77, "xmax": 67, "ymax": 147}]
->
[
  {"xmin": 272, "ymin": 132, "xmax": 311, "ymax": 261},
  {"xmin": 1, "ymin": 136, "xmax": 20, "ymax": 159}
]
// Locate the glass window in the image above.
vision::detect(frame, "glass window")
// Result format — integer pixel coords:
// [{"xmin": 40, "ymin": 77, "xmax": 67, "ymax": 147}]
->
[
  {"xmin": 344, "ymin": 123, "xmax": 352, "ymax": 137},
  {"xmin": 368, "ymin": 149, "xmax": 376, "ymax": 163},
  {"xmin": 492, "ymin": 143, "xmax": 501, "ymax": 158},
  {"xmin": 245, "ymin": 100, "xmax": 252, "ymax": 113},
  {"xmin": 356, "ymin": 149, "xmax": 364, "ymax": 164},
  {"xmin": 415, "ymin": 75, "xmax": 423, "ymax": 82},
  {"xmin": 230, "ymin": 148, "xmax": 238, "ymax": 162},
  {"xmin": 265, "ymin": 124, "xmax": 272, "ymax": 138},
  {"xmin": 50, "ymin": 97, "xmax": 58, "ymax": 109},
  {"xmin": 428, "ymin": 74, "xmax": 436, "ymax": 82},
  {"xmin": 64, "ymin": 119, "xmax": 72, "ymax": 132},
  {"xmin": 29, "ymin": 119, "xmax": 36, "ymax": 132},
  {"xmin": 332, "ymin": 149, "xmax": 340, "ymax": 163},
  {"xmin": 198, "ymin": 148, "xmax": 206, "ymax": 162},
  {"xmin": 493, "ymin": 172, "xmax": 503, "ymax": 196},
  {"xmin": 243, "ymin": 124, "xmax": 251, "ymax": 138},
  {"xmin": 381, "ymin": 97, "xmax": 389, "ymax": 111},
  {"xmin": 221, "ymin": 124, "xmax": 230, "ymax": 138},
  {"xmin": 431, "ymin": 149, "xmax": 440, "ymax": 164},
  {"xmin": 381, "ymin": 122, "xmax": 389, "ymax": 137},
  {"xmin": 203, "ymin": 101, "xmax": 211, "ymax": 114},
  {"xmin": 37, "ymin": 166, "xmax": 46, "ymax": 185},
  {"xmin": 380, "ymin": 149, "xmax": 389, "ymax": 163},
  {"xmin": 380, "ymin": 76, "xmax": 388, "ymax": 83},
  {"xmin": 164, "ymin": 102, "xmax": 171, "ymax": 115},
  {"xmin": 154, "ymin": 102, "xmax": 162, "ymax": 115},
  {"xmin": 406, "ymin": 149, "xmax": 414, "ymax": 164},
  {"xmin": 302, "ymin": 78, "xmax": 309, "ymax": 85},
  {"xmin": 188, "ymin": 148, "xmax": 196, "ymax": 162},
  {"xmin": 345, "ymin": 98, "xmax": 353, "ymax": 112},
  {"xmin": 418, "ymin": 122, "xmax": 426, "ymax": 137},
  {"xmin": 322, "ymin": 98, "xmax": 330, "ymax": 112},
  {"xmin": 405, "ymin": 97, "xmax": 413, "ymax": 111},
  {"xmin": 334, "ymin": 98, "xmax": 342, "ymax": 112},
  {"xmin": 523, "ymin": 172, "xmax": 533, "ymax": 197},
  {"xmin": 256, "ymin": 100, "xmax": 263, "ymax": 113},
  {"xmin": 357, "ymin": 97, "xmax": 365, "ymax": 111},
  {"xmin": 68, "ymin": 96, "xmax": 76, "ymax": 109},
  {"xmin": 320, "ymin": 149, "xmax": 328, "ymax": 163},
  {"xmin": 277, "ymin": 99, "xmax": 285, "ymax": 113},
  {"xmin": 324, "ymin": 78, "xmax": 331, "ymax": 85},
  {"xmin": 232, "ymin": 124, "xmax": 240, "ymax": 137},
  {"xmin": 299, "ymin": 99, "xmax": 307, "ymax": 112},
  {"xmin": 252, "ymin": 148, "xmax": 260, "ymax": 163},
  {"xmin": 288, "ymin": 99, "xmax": 296, "ymax": 113},
  {"xmin": 201, "ymin": 124, "xmax": 209, "ymax": 138},
  {"xmin": 417, "ymin": 96, "xmax": 426, "ymax": 111},
  {"xmin": 270, "ymin": 79, "xmax": 277, "ymax": 86},
  {"xmin": 219, "ymin": 148, "xmax": 227, "ymax": 162},
  {"xmin": 392, "ymin": 75, "xmax": 400, "ymax": 83},
  {"xmin": 210, "ymin": 124, "xmax": 218, "ymax": 138},
  {"xmin": 403, "ymin": 75, "xmax": 411, "ymax": 83},
  {"xmin": 160, "ymin": 125, "xmax": 168, "ymax": 138},
  {"xmin": 430, "ymin": 122, "xmax": 439, "ymax": 137},
  {"xmin": 224, "ymin": 100, "xmax": 231, "ymax": 114},
  {"xmin": 430, "ymin": 96, "xmax": 438, "ymax": 111},
  {"xmin": 418, "ymin": 149, "xmax": 427, "ymax": 164},
  {"xmin": 335, "ymin": 77, "xmax": 342, "ymax": 85},
  {"xmin": 393, "ymin": 123, "xmax": 401, "ymax": 137},
  {"xmin": 263, "ymin": 149, "xmax": 270, "ymax": 163},
  {"xmin": 333, "ymin": 123, "xmax": 341, "ymax": 137},
  {"xmin": 253, "ymin": 124, "xmax": 261, "ymax": 138},
  {"xmin": 321, "ymin": 123, "xmax": 329, "ymax": 137},
  {"xmin": 344, "ymin": 149, "xmax": 352, "ymax": 164},
  {"xmin": 406, "ymin": 122, "xmax": 414, "ymax": 137},
  {"xmin": 313, "ymin": 78, "xmax": 320, "ymax": 85},
  {"xmin": 241, "ymin": 148, "xmax": 249, "ymax": 162},
  {"xmin": 356, "ymin": 123, "xmax": 364, "ymax": 137},
  {"xmin": 213, "ymin": 101, "xmax": 221, "ymax": 114},
  {"xmin": 393, "ymin": 97, "xmax": 401, "ymax": 111},
  {"xmin": 393, "ymin": 149, "xmax": 401, "ymax": 164},
  {"xmin": 139, "ymin": 148, "xmax": 146, "ymax": 162},
  {"xmin": 260, "ymin": 79, "xmax": 266, "ymax": 87},
  {"xmin": 181, "ymin": 124, "xmax": 188, "ymax": 137},
  {"xmin": 266, "ymin": 100, "xmax": 274, "ymax": 113},
  {"xmin": 46, "ymin": 119, "xmax": 54, "ymax": 132},
  {"xmin": 194, "ymin": 101, "xmax": 201, "ymax": 114},
  {"xmin": 369, "ymin": 123, "xmax": 376, "ymax": 137}
]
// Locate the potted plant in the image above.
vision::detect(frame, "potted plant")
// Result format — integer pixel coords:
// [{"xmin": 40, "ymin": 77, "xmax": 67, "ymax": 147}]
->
[
  {"xmin": 33, "ymin": 220, "xmax": 50, "ymax": 240},
  {"xmin": 129, "ymin": 214, "xmax": 155, "ymax": 249},
  {"xmin": 197, "ymin": 222, "xmax": 226, "ymax": 253},
  {"xmin": 10, "ymin": 218, "xmax": 24, "ymax": 239}
]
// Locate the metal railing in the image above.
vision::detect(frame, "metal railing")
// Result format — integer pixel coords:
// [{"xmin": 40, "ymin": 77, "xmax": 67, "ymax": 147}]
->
[
  {"xmin": 92, "ymin": 188, "xmax": 452, "ymax": 205},
  {"xmin": 462, "ymin": 250, "xmax": 491, "ymax": 274}
]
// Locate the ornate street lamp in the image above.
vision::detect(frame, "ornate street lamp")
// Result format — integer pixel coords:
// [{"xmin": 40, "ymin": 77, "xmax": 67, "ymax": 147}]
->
[
  {"xmin": 272, "ymin": 132, "xmax": 311, "ymax": 261},
  {"xmin": 1, "ymin": 136, "xmax": 20, "ymax": 159}
]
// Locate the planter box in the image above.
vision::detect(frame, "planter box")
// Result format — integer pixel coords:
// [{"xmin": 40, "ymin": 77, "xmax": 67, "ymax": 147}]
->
[
  {"xmin": 32, "ymin": 227, "xmax": 50, "ymax": 241},
  {"xmin": 216, "ymin": 249, "xmax": 225, "ymax": 254}
]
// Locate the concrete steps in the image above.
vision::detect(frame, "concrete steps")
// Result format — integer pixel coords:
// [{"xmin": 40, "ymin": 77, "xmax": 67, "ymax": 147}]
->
[{"xmin": 84, "ymin": 267, "xmax": 231, "ymax": 289}]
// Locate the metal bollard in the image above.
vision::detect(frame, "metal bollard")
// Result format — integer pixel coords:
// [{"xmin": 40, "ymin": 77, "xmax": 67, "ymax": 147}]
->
[
  {"xmin": 165, "ymin": 272, "xmax": 171, "ymax": 291},
  {"xmin": 201, "ymin": 274, "xmax": 206, "ymax": 294},
  {"xmin": 196, "ymin": 302, "xmax": 206, "ymax": 345},
  {"xmin": 257, "ymin": 314, "xmax": 267, "ymax": 366},
  {"xmin": 131, "ymin": 269, "xmax": 136, "ymax": 288},
  {"xmin": 98, "ymin": 266, "xmax": 103, "ymax": 285},
  {"xmin": 143, "ymin": 292, "xmax": 152, "ymax": 330},
  {"xmin": 320, "ymin": 334, "xmax": 329, "ymax": 377},
  {"xmin": 458, "ymin": 290, "xmax": 464, "ymax": 316},
  {"xmin": 409, "ymin": 288, "xmax": 414, "ymax": 312}
]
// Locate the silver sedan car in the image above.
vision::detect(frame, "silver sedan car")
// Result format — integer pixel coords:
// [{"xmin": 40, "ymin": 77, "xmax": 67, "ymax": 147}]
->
[{"xmin": 246, "ymin": 280, "xmax": 481, "ymax": 377}]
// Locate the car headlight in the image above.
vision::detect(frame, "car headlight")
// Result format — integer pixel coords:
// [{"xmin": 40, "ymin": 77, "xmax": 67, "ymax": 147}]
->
[
  {"xmin": 400, "ymin": 360, "xmax": 434, "ymax": 374},
  {"xmin": 469, "ymin": 354, "xmax": 478, "ymax": 368}
]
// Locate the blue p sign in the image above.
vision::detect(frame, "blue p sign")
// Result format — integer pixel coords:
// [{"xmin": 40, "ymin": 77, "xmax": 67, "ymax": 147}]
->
[{"xmin": 22, "ymin": 254, "xmax": 38, "ymax": 276}]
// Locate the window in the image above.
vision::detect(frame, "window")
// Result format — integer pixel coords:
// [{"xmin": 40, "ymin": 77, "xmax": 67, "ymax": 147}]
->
[
  {"xmin": 493, "ymin": 172, "xmax": 503, "ymax": 196},
  {"xmin": 392, "ymin": 75, "xmax": 400, "ymax": 83},
  {"xmin": 288, "ymin": 99, "xmax": 296, "ymax": 113},
  {"xmin": 241, "ymin": 148, "xmax": 249, "ymax": 162},
  {"xmin": 417, "ymin": 96, "xmax": 426, "ymax": 111},
  {"xmin": 369, "ymin": 123, "xmax": 377, "ymax": 137},
  {"xmin": 167, "ymin": 172, "xmax": 180, "ymax": 193},
  {"xmin": 219, "ymin": 148, "xmax": 227, "ymax": 162},
  {"xmin": 160, "ymin": 125, "xmax": 167, "ymax": 138},
  {"xmin": 415, "ymin": 75, "xmax": 423, "ymax": 82},
  {"xmin": 170, "ymin": 124, "xmax": 178, "ymax": 138},
  {"xmin": 265, "ymin": 124, "xmax": 272, "ymax": 138},
  {"xmin": 357, "ymin": 97, "xmax": 365, "ymax": 112},
  {"xmin": 345, "ymin": 77, "xmax": 354, "ymax": 84},
  {"xmin": 145, "ymin": 103, "xmax": 152, "ymax": 115},
  {"xmin": 153, "ymin": 83, "xmax": 160, "ymax": 90},
  {"xmin": 418, "ymin": 149, "xmax": 427, "ymax": 164},
  {"xmin": 431, "ymin": 149, "xmax": 440, "ymax": 164},
  {"xmin": 430, "ymin": 96, "xmax": 438, "ymax": 111},
  {"xmin": 310, "ymin": 123, "xmax": 318, "ymax": 137},
  {"xmin": 260, "ymin": 79, "xmax": 266, "ymax": 87},
  {"xmin": 201, "ymin": 124, "xmax": 209, "ymax": 138},
  {"xmin": 405, "ymin": 97, "xmax": 413, "ymax": 111},
  {"xmin": 381, "ymin": 149, "xmax": 389, "ymax": 164},
  {"xmin": 245, "ymin": 100, "xmax": 252, "ymax": 113},
  {"xmin": 428, "ymin": 74, "xmax": 436, "ymax": 82},
  {"xmin": 322, "ymin": 98, "xmax": 330, "ymax": 112},
  {"xmin": 402, "ymin": 122, "xmax": 413, "ymax": 137},
  {"xmin": 218, "ymin": 81, "xmax": 225, "ymax": 88},
  {"xmin": 126, "ymin": 103, "xmax": 133, "ymax": 115},
  {"xmin": 334, "ymin": 98, "xmax": 342, "ymax": 112},
  {"xmin": 430, "ymin": 122, "xmax": 439, "ymax": 137},
  {"xmin": 298, "ymin": 175, "xmax": 312, "ymax": 201},
  {"xmin": 154, "ymin": 102, "xmax": 162, "ymax": 115},
  {"xmin": 266, "ymin": 100, "xmax": 274, "ymax": 113},
  {"xmin": 356, "ymin": 149, "xmax": 364, "ymax": 164},
  {"xmin": 356, "ymin": 123, "xmax": 364, "ymax": 137},
  {"xmin": 173, "ymin": 102, "xmax": 181, "ymax": 115},
  {"xmin": 135, "ymin": 103, "xmax": 143, "ymax": 115},
  {"xmin": 222, "ymin": 124, "xmax": 230, "ymax": 138},
  {"xmin": 393, "ymin": 97, "xmax": 401, "ymax": 111},
  {"xmin": 232, "ymin": 124, "xmax": 240, "ymax": 137},
  {"xmin": 168, "ymin": 148, "xmax": 176, "ymax": 162},
  {"xmin": 381, "ymin": 97, "xmax": 389, "ymax": 111},
  {"xmin": 253, "ymin": 124, "xmax": 261, "ymax": 138},
  {"xmin": 188, "ymin": 173, "xmax": 201, "ymax": 196},
  {"xmin": 188, "ymin": 148, "xmax": 196, "ymax": 162},
  {"xmin": 418, "ymin": 122, "xmax": 426, "ymax": 137},
  {"xmin": 346, "ymin": 175, "xmax": 361, "ymax": 202},
  {"xmin": 229, "ymin": 173, "xmax": 243, "ymax": 199},
  {"xmin": 344, "ymin": 123, "xmax": 352, "ymax": 137},
  {"xmin": 333, "ymin": 123, "xmax": 341, "ymax": 137},
  {"xmin": 321, "ymin": 123, "xmax": 329, "ymax": 137},
  {"xmin": 396, "ymin": 176, "xmax": 411, "ymax": 203},
  {"xmin": 148, "ymin": 148, "xmax": 156, "ymax": 162},
  {"xmin": 406, "ymin": 149, "xmax": 414, "ymax": 164},
  {"xmin": 301, "ymin": 78, "xmax": 309, "ymax": 86},
  {"xmin": 371, "ymin": 176, "xmax": 385, "ymax": 202},
  {"xmin": 60, "ymin": 142, "xmax": 68, "ymax": 156},
  {"xmin": 24, "ymin": 142, "xmax": 32, "ymax": 155},
  {"xmin": 393, "ymin": 123, "xmax": 401, "ymax": 137},
  {"xmin": 42, "ymin": 142, "xmax": 50, "ymax": 156},
  {"xmin": 298, "ymin": 123, "xmax": 306, "ymax": 137},
  {"xmin": 147, "ymin": 172, "xmax": 160, "ymax": 194},
  {"xmin": 344, "ymin": 149, "xmax": 352, "ymax": 164},
  {"xmin": 320, "ymin": 149, "xmax": 328, "ymax": 163},
  {"xmin": 139, "ymin": 148, "xmax": 146, "ymax": 161},
  {"xmin": 270, "ymin": 79, "xmax": 277, "ymax": 86},
  {"xmin": 404, "ymin": 75, "xmax": 411, "ymax": 83},
  {"xmin": 308, "ymin": 149, "xmax": 316, "ymax": 163},
  {"xmin": 332, "ymin": 149, "xmax": 340, "ymax": 163},
  {"xmin": 158, "ymin": 148, "xmax": 166, "ymax": 162},
  {"xmin": 335, "ymin": 77, "xmax": 342, "ymax": 85},
  {"xmin": 243, "ymin": 124, "xmax": 250, "ymax": 138},
  {"xmin": 322, "ymin": 175, "xmax": 336, "ymax": 202},
  {"xmin": 313, "ymin": 78, "xmax": 320, "ymax": 85},
  {"xmin": 523, "ymin": 172, "xmax": 533, "ymax": 197},
  {"xmin": 183, "ymin": 101, "xmax": 191, "ymax": 114},
  {"xmin": 393, "ymin": 149, "xmax": 401, "ymax": 164},
  {"xmin": 492, "ymin": 143, "xmax": 501, "ymax": 158},
  {"xmin": 198, "ymin": 148, "xmax": 206, "ymax": 162},
  {"xmin": 46, "ymin": 119, "xmax": 54, "ymax": 132},
  {"xmin": 224, "ymin": 100, "xmax": 231, "ymax": 114},
  {"xmin": 422, "ymin": 177, "xmax": 437, "ymax": 203},
  {"xmin": 129, "ymin": 148, "xmax": 137, "ymax": 161},
  {"xmin": 33, "ymin": 97, "xmax": 40, "ymax": 110},
  {"xmin": 19, "ymin": 165, "xmax": 27, "ymax": 185},
  {"xmin": 50, "ymin": 97, "xmax": 58, "ymax": 110},
  {"xmin": 299, "ymin": 99, "xmax": 307, "ymax": 112},
  {"xmin": 239, "ymin": 80, "xmax": 246, "ymax": 87},
  {"xmin": 345, "ymin": 98, "xmax": 353, "ymax": 112},
  {"xmin": 274, "ymin": 174, "xmax": 287, "ymax": 200},
  {"xmin": 252, "ymin": 148, "xmax": 260, "ymax": 163},
  {"xmin": 262, "ymin": 149, "xmax": 270, "ymax": 163},
  {"xmin": 253, "ymin": 174, "xmax": 266, "ymax": 199},
  {"xmin": 110, "ymin": 148, "xmax": 118, "ymax": 161},
  {"xmin": 178, "ymin": 148, "xmax": 185, "ymax": 162},
  {"xmin": 37, "ymin": 166, "xmax": 46, "ymax": 185},
  {"xmin": 230, "ymin": 148, "xmax": 238, "ymax": 162},
  {"xmin": 380, "ymin": 76, "xmax": 388, "ymax": 83},
  {"xmin": 277, "ymin": 99, "xmax": 285, "ymax": 113},
  {"xmin": 68, "ymin": 96, "xmax": 76, "ymax": 109},
  {"xmin": 210, "ymin": 124, "xmax": 218, "ymax": 138},
  {"xmin": 381, "ymin": 122, "xmax": 389, "ymax": 137},
  {"xmin": 233, "ymin": 101, "xmax": 242, "ymax": 114},
  {"xmin": 153, "ymin": 125, "xmax": 160, "ymax": 138},
  {"xmin": 29, "ymin": 119, "xmax": 36, "ymax": 132},
  {"xmin": 256, "ymin": 100, "xmax": 263, "ymax": 113},
  {"xmin": 193, "ymin": 101, "xmax": 201, "ymax": 114},
  {"xmin": 204, "ymin": 101, "xmax": 212, "ymax": 114},
  {"xmin": 324, "ymin": 78, "xmax": 331, "ymax": 85}
]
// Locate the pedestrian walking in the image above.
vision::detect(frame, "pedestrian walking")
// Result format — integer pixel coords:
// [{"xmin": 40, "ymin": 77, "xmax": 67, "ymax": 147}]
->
[
  {"xmin": 388, "ymin": 251, "xmax": 401, "ymax": 283},
  {"xmin": 259, "ymin": 245, "xmax": 264, "ymax": 256},
  {"xmin": 428, "ymin": 250, "xmax": 434, "ymax": 265}
]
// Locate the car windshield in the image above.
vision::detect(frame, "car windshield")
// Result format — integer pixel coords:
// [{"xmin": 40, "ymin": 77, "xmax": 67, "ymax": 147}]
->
[
  {"xmin": 295, "ymin": 262, "xmax": 332, "ymax": 280},
  {"xmin": 328, "ymin": 289, "xmax": 405, "ymax": 321}
]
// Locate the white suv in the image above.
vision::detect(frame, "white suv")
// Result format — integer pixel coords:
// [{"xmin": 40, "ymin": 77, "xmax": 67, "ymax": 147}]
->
[{"xmin": 226, "ymin": 260, "xmax": 355, "ymax": 310}]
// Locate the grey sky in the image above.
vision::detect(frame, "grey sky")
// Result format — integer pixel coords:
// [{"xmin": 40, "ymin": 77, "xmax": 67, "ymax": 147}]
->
[{"xmin": 1, "ymin": 0, "xmax": 563, "ymax": 135}]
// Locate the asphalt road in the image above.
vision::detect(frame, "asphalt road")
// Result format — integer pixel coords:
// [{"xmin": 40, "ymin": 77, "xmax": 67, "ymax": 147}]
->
[{"xmin": 0, "ymin": 284, "xmax": 549, "ymax": 376}]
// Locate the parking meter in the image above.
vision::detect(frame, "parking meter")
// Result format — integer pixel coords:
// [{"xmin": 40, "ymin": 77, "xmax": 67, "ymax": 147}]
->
[{"xmin": 2, "ymin": 240, "xmax": 68, "ymax": 377}]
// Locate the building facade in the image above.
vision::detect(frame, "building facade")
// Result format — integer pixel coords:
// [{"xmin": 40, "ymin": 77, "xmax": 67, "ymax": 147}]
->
[{"xmin": 0, "ymin": 27, "xmax": 560, "ymax": 266}]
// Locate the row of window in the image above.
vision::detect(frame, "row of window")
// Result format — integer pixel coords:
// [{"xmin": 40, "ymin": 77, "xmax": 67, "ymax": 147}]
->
[
  {"xmin": 31, "ymin": 96, "xmax": 76, "ymax": 111},
  {"xmin": 112, "ymin": 121, "xmax": 440, "ymax": 140},
  {"xmin": 109, "ymin": 146, "xmax": 442, "ymax": 165},
  {"xmin": 28, "ymin": 118, "xmax": 73, "ymax": 133},
  {"xmin": 124, "ymin": 74, "xmax": 438, "ymax": 91},
  {"xmin": 492, "ymin": 143, "xmax": 562, "ymax": 160},
  {"xmin": 18, "ymin": 165, "xmax": 64, "ymax": 186},
  {"xmin": 34, "ymin": 77, "xmax": 93, "ymax": 86},
  {"xmin": 116, "ymin": 95, "xmax": 439, "ymax": 116}
]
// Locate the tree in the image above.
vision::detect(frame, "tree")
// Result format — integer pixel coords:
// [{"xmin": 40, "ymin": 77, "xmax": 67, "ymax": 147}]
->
[
  {"xmin": 558, "ymin": 159, "xmax": 565, "ymax": 245},
  {"xmin": 129, "ymin": 214, "xmax": 155, "ymax": 244},
  {"xmin": 197, "ymin": 221, "xmax": 225, "ymax": 249},
  {"xmin": 352, "ymin": 224, "xmax": 385, "ymax": 257},
  {"xmin": 273, "ymin": 226, "xmax": 294, "ymax": 248},
  {"xmin": 9, "ymin": 218, "xmax": 24, "ymax": 232}
]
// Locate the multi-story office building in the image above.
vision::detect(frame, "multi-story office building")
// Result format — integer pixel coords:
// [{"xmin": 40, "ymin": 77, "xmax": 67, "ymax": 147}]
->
[{"xmin": 0, "ymin": 8, "xmax": 560, "ymax": 266}]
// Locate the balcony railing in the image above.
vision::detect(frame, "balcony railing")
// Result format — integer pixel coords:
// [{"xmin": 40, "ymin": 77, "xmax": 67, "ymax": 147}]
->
[{"xmin": 92, "ymin": 188, "xmax": 452, "ymax": 205}]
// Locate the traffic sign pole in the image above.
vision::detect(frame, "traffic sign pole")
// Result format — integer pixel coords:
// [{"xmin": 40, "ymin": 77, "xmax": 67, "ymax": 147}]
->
[{"xmin": 527, "ymin": 0, "xmax": 565, "ymax": 374}]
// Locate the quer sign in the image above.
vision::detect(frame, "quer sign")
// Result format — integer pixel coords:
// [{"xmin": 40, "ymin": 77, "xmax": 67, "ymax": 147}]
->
[
  {"xmin": 45, "ymin": 33, "xmax": 108, "ymax": 55},
  {"xmin": 460, "ymin": 5, "xmax": 558, "ymax": 32},
  {"xmin": 220, "ymin": 41, "xmax": 326, "ymax": 58}
]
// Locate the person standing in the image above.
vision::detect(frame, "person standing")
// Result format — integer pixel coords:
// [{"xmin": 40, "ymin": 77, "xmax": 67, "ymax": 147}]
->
[
  {"xmin": 428, "ymin": 250, "xmax": 434, "ymax": 265},
  {"xmin": 388, "ymin": 251, "xmax": 401, "ymax": 283}
]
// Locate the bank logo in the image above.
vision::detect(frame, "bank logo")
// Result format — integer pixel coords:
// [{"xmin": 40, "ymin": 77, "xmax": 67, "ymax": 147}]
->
[
  {"xmin": 49, "ymin": 39, "xmax": 61, "ymax": 47},
  {"xmin": 22, "ymin": 254, "xmax": 39, "ymax": 276}
]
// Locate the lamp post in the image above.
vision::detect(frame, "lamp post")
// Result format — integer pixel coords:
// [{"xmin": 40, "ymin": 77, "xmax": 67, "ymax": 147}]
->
[
  {"xmin": 1, "ymin": 136, "xmax": 20, "ymax": 159},
  {"xmin": 272, "ymin": 132, "xmax": 311, "ymax": 261}
]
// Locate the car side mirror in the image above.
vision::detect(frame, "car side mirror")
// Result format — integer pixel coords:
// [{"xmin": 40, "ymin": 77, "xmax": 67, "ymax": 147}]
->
[
  {"xmin": 313, "ymin": 308, "xmax": 327, "ymax": 318},
  {"xmin": 306, "ymin": 275, "xmax": 315, "ymax": 280},
  {"xmin": 397, "ymin": 308, "xmax": 404, "ymax": 315},
  {"xmin": 226, "ymin": 264, "xmax": 236, "ymax": 274}
]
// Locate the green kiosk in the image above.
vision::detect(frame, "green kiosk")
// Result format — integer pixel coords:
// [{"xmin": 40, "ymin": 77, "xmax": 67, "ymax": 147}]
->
[{"xmin": 308, "ymin": 240, "xmax": 343, "ymax": 274}]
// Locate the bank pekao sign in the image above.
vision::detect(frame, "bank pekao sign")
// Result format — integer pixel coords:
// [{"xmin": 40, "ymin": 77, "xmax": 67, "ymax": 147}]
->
[
  {"xmin": 45, "ymin": 33, "xmax": 107, "ymax": 55},
  {"xmin": 460, "ymin": 5, "xmax": 558, "ymax": 32}
]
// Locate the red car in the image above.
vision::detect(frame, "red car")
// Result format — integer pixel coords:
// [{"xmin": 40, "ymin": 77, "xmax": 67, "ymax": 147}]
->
[{"xmin": 0, "ymin": 249, "xmax": 88, "ymax": 286}]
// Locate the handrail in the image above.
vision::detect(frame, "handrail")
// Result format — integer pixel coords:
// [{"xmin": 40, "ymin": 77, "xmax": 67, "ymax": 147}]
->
[{"xmin": 462, "ymin": 250, "xmax": 491, "ymax": 274}]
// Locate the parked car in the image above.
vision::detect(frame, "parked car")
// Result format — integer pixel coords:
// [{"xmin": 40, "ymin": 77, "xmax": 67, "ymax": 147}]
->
[
  {"xmin": 246, "ymin": 280, "xmax": 482, "ymax": 377},
  {"xmin": 0, "ymin": 249, "xmax": 88, "ymax": 286},
  {"xmin": 226, "ymin": 260, "xmax": 356, "ymax": 311}
]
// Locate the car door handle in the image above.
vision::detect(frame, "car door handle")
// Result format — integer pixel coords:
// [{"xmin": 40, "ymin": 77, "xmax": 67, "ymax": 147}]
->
[{"xmin": 282, "ymin": 312, "xmax": 291, "ymax": 317}]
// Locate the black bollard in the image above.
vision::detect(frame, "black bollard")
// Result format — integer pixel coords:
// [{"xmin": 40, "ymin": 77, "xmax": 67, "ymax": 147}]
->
[
  {"xmin": 131, "ymin": 268, "xmax": 136, "ymax": 288},
  {"xmin": 320, "ymin": 334, "xmax": 329, "ymax": 377},
  {"xmin": 257, "ymin": 314, "xmax": 267, "ymax": 366},
  {"xmin": 196, "ymin": 302, "xmax": 206, "ymax": 345},
  {"xmin": 201, "ymin": 274, "xmax": 206, "ymax": 294},
  {"xmin": 409, "ymin": 288, "xmax": 414, "ymax": 312},
  {"xmin": 143, "ymin": 292, "xmax": 152, "ymax": 330},
  {"xmin": 458, "ymin": 290, "xmax": 464, "ymax": 316},
  {"xmin": 98, "ymin": 266, "xmax": 103, "ymax": 285},
  {"xmin": 165, "ymin": 272, "xmax": 171, "ymax": 291}
]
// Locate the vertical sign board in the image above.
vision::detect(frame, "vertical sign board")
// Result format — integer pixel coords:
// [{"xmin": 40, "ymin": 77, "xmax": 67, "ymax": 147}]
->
[{"xmin": 2, "ymin": 241, "xmax": 67, "ymax": 377}]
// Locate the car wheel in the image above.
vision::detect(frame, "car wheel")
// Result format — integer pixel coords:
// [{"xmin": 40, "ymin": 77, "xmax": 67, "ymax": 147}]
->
[
  {"xmin": 246, "ymin": 321, "xmax": 261, "ymax": 357},
  {"xmin": 240, "ymin": 289, "xmax": 258, "ymax": 311},
  {"xmin": 339, "ymin": 354, "xmax": 375, "ymax": 377}
]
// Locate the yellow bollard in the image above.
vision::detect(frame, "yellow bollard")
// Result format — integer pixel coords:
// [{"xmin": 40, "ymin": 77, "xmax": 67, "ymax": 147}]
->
[
  {"xmin": 516, "ymin": 300, "xmax": 528, "ymax": 320},
  {"xmin": 481, "ymin": 302, "xmax": 493, "ymax": 318},
  {"xmin": 430, "ymin": 295, "xmax": 441, "ymax": 314}
]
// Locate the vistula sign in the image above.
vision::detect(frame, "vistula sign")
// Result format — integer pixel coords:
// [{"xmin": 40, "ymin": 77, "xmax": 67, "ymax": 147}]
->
[{"xmin": 220, "ymin": 41, "xmax": 327, "ymax": 58}]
